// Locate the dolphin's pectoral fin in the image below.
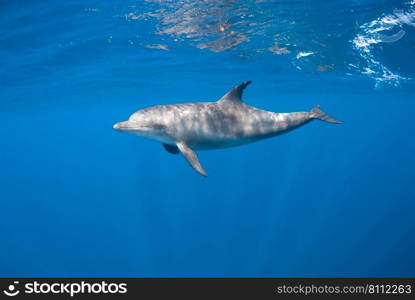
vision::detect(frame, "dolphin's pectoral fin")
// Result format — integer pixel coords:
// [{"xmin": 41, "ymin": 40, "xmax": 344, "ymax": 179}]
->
[
  {"xmin": 176, "ymin": 142, "xmax": 208, "ymax": 177},
  {"xmin": 218, "ymin": 80, "xmax": 251, "ymax": 104},
  {"xmin": 163, "ymin": 144, "xmax": 180, "ymax": 154}
]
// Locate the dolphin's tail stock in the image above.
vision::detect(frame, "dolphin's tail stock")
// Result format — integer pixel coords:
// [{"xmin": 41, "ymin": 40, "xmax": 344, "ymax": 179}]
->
[{"xmin": 311, "ymin": 105, "xmax": 343, "ymax": 124}]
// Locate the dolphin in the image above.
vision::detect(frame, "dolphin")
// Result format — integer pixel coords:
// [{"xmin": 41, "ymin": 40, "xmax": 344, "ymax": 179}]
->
[{"xmin": 113, "ymin": 81, "xmax": 342, "ymax": 176}]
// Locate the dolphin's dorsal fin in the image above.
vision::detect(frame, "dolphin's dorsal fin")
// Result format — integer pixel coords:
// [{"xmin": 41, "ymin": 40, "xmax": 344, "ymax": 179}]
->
[
  {"xmin": 218, "ymin": 81, "xmax": 251, "ymax": 104},
  {"xmin": 176, "ymin": 142, "xmax": 208, "ymax": 177}
]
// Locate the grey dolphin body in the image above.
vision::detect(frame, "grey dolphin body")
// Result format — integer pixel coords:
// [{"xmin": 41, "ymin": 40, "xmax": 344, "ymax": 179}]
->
[{"xmin": 113, "ymin": 81, "xmax": 342, "ymax": 176}]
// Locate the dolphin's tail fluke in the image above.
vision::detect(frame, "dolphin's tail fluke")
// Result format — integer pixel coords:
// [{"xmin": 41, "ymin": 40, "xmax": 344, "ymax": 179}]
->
[{"xmin": 311, "ymin": 105, "xmax": 342, "ymax": 124}]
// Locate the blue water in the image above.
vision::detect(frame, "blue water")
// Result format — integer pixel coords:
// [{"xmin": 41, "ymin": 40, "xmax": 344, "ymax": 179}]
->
[{"xmin": 1, "ymin": 0, "xmax": 415, "ymax": 277}]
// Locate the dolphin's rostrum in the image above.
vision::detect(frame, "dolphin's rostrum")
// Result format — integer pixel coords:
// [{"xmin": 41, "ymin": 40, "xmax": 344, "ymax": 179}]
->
[{"xmin": 113, "ymin": 81, "xmax": 342, "ymax": 176}]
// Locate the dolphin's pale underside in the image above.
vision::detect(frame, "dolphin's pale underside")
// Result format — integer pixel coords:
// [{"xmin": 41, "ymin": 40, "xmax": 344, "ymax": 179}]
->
[{"xmin": 113, "ymin": 81, "xmax": 342, "ymax": 176}]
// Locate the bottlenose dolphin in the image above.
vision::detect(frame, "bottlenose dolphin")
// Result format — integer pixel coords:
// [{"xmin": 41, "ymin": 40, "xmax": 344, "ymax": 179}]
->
[{"xmin": 113, "ymin": 81, "xmax": 342, "ymax": 176}]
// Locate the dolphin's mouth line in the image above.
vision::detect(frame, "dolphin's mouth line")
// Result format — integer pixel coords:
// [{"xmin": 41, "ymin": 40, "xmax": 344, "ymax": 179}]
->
[
  {"xmin": 116, "ymin": 127, "xmax": 143, "ymax": 131},
  {"xmin": 113, "ymin": 123, "xmax": 142, "ymax": 131}
]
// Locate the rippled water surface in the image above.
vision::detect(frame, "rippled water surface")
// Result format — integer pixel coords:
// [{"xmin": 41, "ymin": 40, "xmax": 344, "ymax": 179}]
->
[{"xmin": 1, "ymin": 0, "xmax": 415, "ymax": 277}]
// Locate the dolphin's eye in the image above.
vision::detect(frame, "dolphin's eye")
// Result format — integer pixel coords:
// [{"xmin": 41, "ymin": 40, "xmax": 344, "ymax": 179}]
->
[{"xmin": 152, "ymin": 123, "xmax": 165, "ymax": 130}]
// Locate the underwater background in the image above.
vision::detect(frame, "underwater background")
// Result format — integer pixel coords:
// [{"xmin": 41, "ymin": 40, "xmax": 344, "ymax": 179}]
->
[{"xmin": 1, "ymin": 0, "xmax": 415, "ymax": 277}]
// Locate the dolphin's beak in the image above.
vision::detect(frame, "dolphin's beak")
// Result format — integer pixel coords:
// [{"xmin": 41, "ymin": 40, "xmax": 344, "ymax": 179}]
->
[
  {"xmin": 113, "ymin": 122, "xmax": 123, "ymax": 131},
  {"xmin": 113, "ymin": 121, "xmax": 137, "ymax": 132}
]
